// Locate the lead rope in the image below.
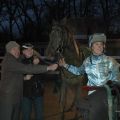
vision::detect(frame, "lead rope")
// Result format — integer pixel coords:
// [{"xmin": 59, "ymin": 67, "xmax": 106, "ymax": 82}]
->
[{"xmin": 104, "ymin": 84, "xmax": 113, "ymax": 120}]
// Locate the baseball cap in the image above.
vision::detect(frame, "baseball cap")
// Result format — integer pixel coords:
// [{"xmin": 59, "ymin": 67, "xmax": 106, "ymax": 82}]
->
[{"xmin": 22, "ymin": 43, "xmax": 34, "ymax": 50}]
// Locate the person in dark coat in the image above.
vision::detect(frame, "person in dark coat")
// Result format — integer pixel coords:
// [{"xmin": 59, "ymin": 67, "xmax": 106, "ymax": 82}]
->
[
  {"xmin": 21, "ymin": 43, "xmax": 45, "ymax": 120},
  {"xmin": 0, "ymin": 41, "xmax": 58, "ymax": 120}
]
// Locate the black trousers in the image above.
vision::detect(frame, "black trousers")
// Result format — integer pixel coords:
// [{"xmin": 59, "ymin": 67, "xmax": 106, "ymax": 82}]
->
[{"xmin": 78, "ymin": 87, "xmax": 108, "ymax": 120}]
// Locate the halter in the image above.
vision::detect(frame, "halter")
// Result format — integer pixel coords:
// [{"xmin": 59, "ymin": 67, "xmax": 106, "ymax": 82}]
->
[
  {"xmin": 51, "ymin": 24, "xmax": 82, "ymax": 61},
  {"xmin": 50, "ymin": 24, "xmax": 68, "ymax": 61}
]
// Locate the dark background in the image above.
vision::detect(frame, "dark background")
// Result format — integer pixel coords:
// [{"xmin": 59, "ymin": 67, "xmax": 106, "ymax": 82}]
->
[{"xmin": 0, "ymin": 0, "xmax": 120, "ymax": 56}]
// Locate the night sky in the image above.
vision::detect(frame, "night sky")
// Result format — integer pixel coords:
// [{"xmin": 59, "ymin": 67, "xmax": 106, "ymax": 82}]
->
[
  {"xmin": 0, "ymin": 2, "xmax": 120, "ymax": 58},
  {"xmin": 0, "ymin": 0, "xmax": 120, "ymax": 43}
]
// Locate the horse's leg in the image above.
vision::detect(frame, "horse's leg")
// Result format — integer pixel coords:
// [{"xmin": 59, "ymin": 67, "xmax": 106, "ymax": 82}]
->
[
  {"xmin": 59, "ymin": 80, "xmax": 68, "ymax": 120},
  {"xmin": 75, "ymin": 85, "xmax": 88, "ymax": 120},
  {"xmin": 59, "ymin": 80, "xmax": 79, "ymax": 120}
]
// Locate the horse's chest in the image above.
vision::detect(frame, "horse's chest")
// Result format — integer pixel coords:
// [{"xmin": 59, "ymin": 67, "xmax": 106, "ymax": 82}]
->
[{"xmin": 64, "ymin": 49, "xmax": 81, "ymax": 65}]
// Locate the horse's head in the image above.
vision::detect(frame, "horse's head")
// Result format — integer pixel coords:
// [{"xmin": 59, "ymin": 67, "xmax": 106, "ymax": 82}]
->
[
  {"xmin": 45, "ymin": 18, "xmax": 91, "ymax": 65},
  {"xmin": 45, "ymin": 20, "xmax": 72, "ymax": 59}
]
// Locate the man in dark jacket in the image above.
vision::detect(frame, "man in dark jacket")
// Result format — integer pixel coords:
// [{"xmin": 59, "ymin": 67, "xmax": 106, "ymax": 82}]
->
[
  {"xmin": 21, "ymin": 43, "xmax": 45, "ymax": 120},
  {"xmin": 0, "ymin": 41, "xmax": 58, "ymax": 120}
]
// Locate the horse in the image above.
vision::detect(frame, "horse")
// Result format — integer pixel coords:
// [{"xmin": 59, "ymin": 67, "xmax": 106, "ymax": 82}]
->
[
  {"xmin": 45, "ymin": 18, "xmax": 120, "ymax": 120},
  {"xmin": 45, "ymin": 18, "xmax": 91, "ymax": 119}
]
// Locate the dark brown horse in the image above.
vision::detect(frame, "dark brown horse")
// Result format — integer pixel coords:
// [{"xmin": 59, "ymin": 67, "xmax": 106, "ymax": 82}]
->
[{"xmin": 45, "ymin": 18, "xmax": 91, "ymax": 119}]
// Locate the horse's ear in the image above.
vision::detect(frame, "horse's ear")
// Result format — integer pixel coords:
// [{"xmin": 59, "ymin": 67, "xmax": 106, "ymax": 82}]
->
[
  {"xmin": 52, "ymin": 19, "xmax": 58, "ymax": 25},
  {"xmin": 61, "ymin": 17, "xmax": 67, "ymax": 25}
]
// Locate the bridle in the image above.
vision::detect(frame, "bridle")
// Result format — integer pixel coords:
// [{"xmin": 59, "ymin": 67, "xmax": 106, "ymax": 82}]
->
[{"xmin": 50, "ymin": 24, "xmax": 68, "ymax": 62}]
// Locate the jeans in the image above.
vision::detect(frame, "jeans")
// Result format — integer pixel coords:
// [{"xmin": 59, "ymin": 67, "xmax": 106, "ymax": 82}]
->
[{"xmin": 21, "ymin": 96, "xmax": 44, "ymax": 120}]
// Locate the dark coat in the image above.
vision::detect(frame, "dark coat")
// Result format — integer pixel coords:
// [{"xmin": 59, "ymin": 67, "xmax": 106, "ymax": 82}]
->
[
  {"xmin": 0, "ymin": 53, "xmax": 47, "ymax": 104},
  {"xmin": 21, "ymin": 56, "xmax": 45, "ymax": 97}
]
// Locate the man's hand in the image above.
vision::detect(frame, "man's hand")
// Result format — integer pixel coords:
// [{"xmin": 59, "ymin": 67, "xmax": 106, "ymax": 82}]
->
[
  {"xmin": 24, "ymin": 75, "xmax": 33, "ymax": 80},
  {"xmin": 33, "ymin": 57, "xmax": 40, "ymax": 65},
  {"xmin": 47, "ymin": 64, "xmax": 58, "ymax": 71},
  {"xmin": 59, "ymin": 58, "xmax": 66, "ymax": 67}
]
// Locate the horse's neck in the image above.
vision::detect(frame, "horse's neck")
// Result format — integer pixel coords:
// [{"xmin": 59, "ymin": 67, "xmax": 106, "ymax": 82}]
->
[
  {"xmin": 61, "ymin": 34, "xmax": 91, "ymax": 66},
  {"xmin": 63, "ymin": 44, "xmax": 82, "ymax": 66}
]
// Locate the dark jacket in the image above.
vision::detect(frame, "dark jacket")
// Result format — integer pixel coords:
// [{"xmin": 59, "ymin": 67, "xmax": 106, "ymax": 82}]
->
[
  {"xmin": 21, "ymin": 56, "xmax": 44, "ymax": 97},
  {"xmin": 0, "ymin": 53, "xmax": 47, "ymax": 104}
]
